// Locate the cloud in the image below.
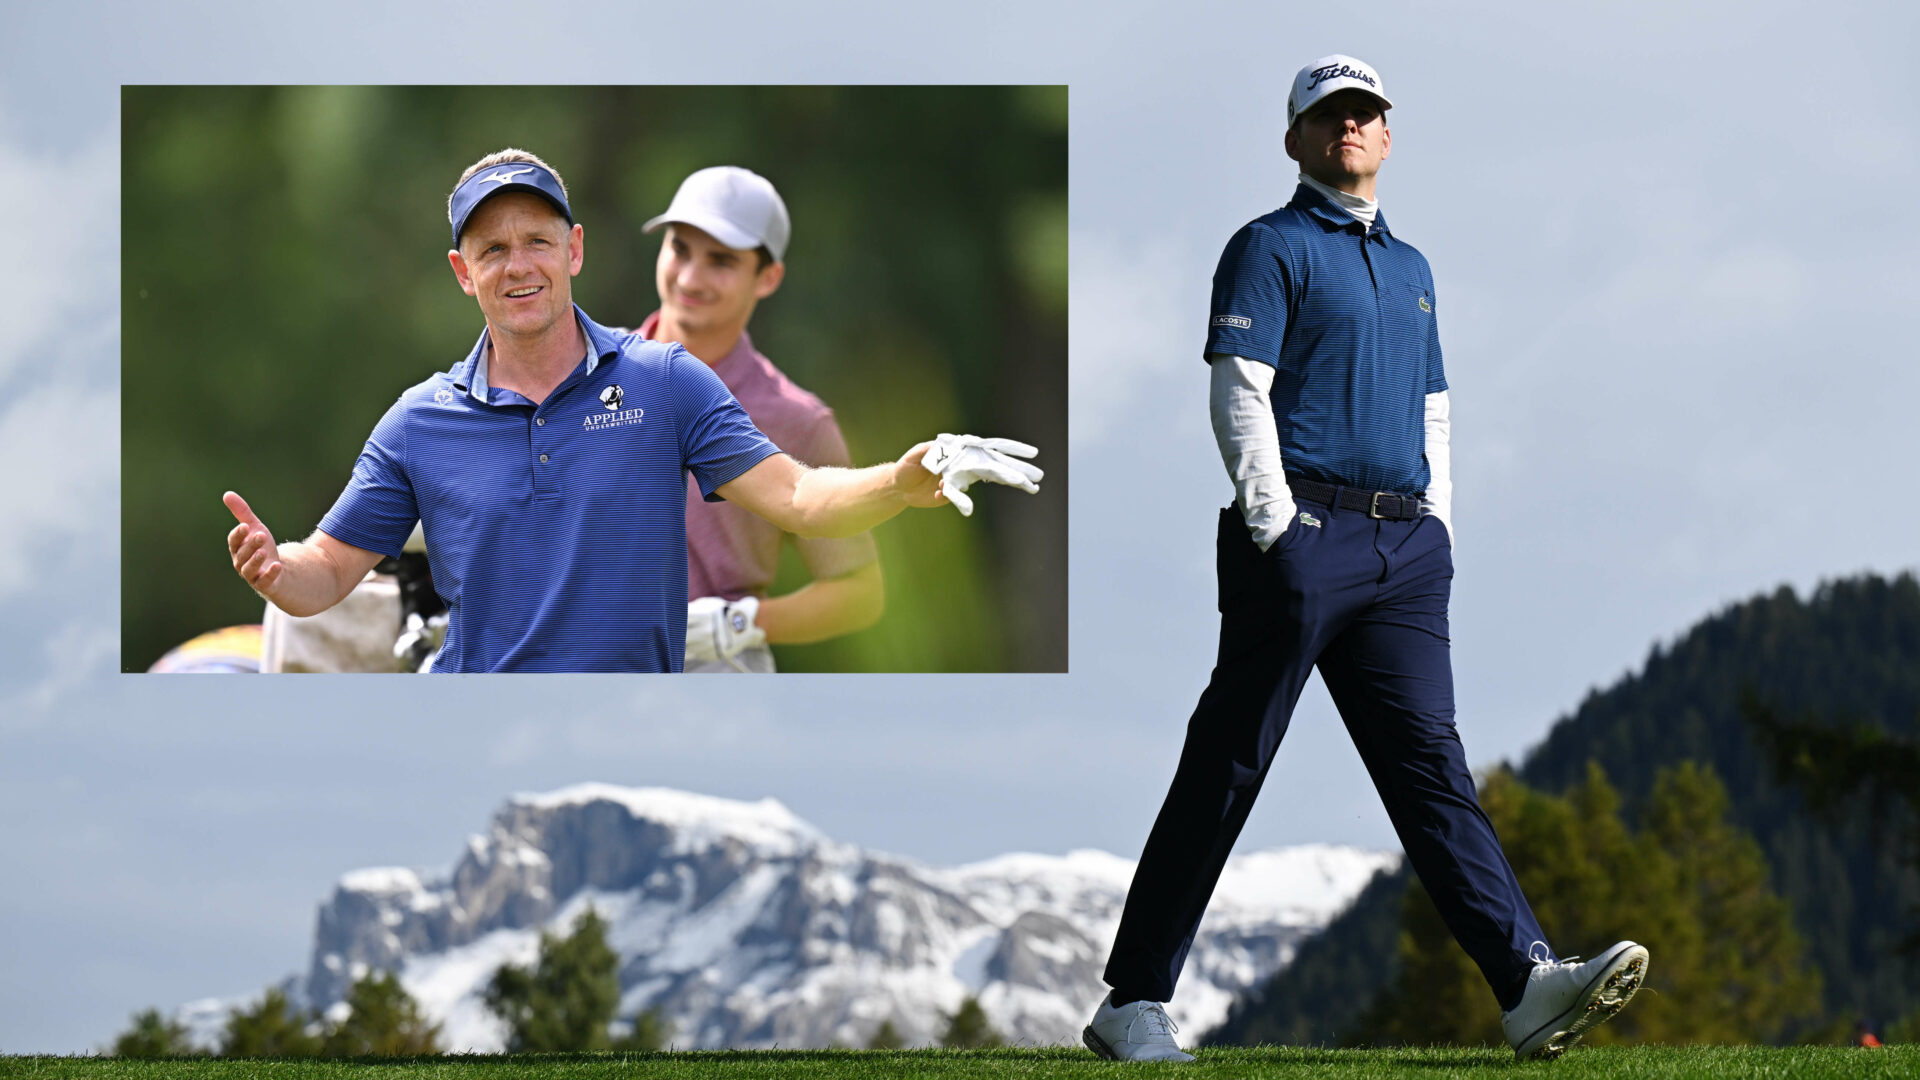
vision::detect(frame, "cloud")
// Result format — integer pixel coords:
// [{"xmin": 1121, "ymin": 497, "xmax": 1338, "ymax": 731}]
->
[
  {"xmin": 0, "ymin": 372, "xmax": 120, "ymax": 600},
  {"xmin": 485, "ymin": 684, "xmax": 779, "ymax": 767},
  {"xmin": 0, "ymin": 118, "xmax": 119, "ymax": 603},
  {"xmin": 4, "ymin": 620, "xmax": 119, "ymax": 727},
  {"xmin": 1069, "ymin": 233, "xmax": 1195, "ymax": 449},
  {"xmin": 0, "ymin": 119, "xmax": 117, "ymax": 387}
]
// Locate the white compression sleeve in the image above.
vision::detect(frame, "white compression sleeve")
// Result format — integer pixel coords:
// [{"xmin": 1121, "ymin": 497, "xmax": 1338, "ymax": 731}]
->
[
  {"xmin": 1209, "ymin": 355, "xmax": 1294, "ymax": 551},
  {"xmin": 1424, "ymin": 389, "xmax": 1453, "ymax": 544}
]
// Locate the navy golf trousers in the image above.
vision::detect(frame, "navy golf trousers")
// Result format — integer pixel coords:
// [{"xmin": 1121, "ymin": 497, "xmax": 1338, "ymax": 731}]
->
[{"xmin": 1103, "ymin": 496, "xmax": 1549, "ymax": 1009}]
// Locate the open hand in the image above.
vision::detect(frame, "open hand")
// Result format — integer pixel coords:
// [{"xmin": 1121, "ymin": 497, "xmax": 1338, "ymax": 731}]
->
[
  {"xmin": 893, "ymin": 442, "xmax": 951, "ymax": 509},
  {"xmin": 224, "ymin": 491, "xmax": 283, "ymax": 596},
  {"xmin": 916, "ymin": 434, "xmax": 1044, "ymax": 516}
]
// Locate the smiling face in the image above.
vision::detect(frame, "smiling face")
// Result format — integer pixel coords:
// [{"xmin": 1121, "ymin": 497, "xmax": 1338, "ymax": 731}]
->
[
  {"xmin": 447, "ymin": 192, "xmax": 584, "ymax": 342},
  {"xmin": 1284, "ymin": 89, "xmax": 1392, "ymax": 195},
  {"xmin": 654, "ymin": 223, "xmax": 783, "ymax": 344}
]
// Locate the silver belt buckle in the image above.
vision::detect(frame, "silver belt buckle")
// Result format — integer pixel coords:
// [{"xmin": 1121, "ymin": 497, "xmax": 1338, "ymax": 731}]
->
[{"xmin": 1369, "ymin": 492, "xmax": 1392, "ymax": 519}]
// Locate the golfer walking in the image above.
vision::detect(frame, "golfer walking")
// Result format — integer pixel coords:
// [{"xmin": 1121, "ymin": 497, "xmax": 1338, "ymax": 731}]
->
[{"xmin": 1085, "ymin": 57, "xmax": 1645, "ymax": 1062}]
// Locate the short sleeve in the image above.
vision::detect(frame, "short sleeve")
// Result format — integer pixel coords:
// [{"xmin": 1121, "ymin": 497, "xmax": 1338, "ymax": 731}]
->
[
  {"xmin": 317, "ymin": 396, "xmax": 420, "ymax": 558},
  {"xmin": 1204, "ymin": 222, "xmax": 1293, "ymax": 367},
  {"xmin": 1424, "ymin": 279, "xmax": 1448, "ymax": 395},
  {"xmin": 788, "ymin": 410, "xmax": 879, "ymax": 580},
  {"xmin": 670, "ymin": 345, "xmax": 781, "ymax": 500}
]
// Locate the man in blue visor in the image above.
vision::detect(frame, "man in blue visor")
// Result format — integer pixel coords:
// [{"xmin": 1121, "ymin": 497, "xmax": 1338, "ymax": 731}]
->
[{"xmin": 223, "ymin": 149, "xmax": 1043, "ymax": 672}]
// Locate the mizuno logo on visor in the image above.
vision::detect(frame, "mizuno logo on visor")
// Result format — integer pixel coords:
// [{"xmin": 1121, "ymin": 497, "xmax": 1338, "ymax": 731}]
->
[{"xmin": 480, "ymin": 168, "xmax": 536, "ymax": 187}]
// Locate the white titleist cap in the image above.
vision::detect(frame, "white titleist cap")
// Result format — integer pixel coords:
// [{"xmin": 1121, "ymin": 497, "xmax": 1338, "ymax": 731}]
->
[
  {"xmin": 1287, "ymin": 54, "xmax": 1393, "ymax": 129},
  {"xmin": 643, "ymin": 166, "xmax": 791, "ymax": 262}
]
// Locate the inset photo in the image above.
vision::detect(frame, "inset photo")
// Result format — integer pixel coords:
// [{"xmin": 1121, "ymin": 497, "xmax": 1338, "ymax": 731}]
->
[{"xmin": 123, "ymin": 85, "xmax": 1066, "ymax": 673}]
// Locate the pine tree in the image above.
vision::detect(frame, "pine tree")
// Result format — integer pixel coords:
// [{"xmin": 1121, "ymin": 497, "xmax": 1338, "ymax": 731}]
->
[
  {"xmin": 220, "ymin": 987, "xmax": 322, "ymax": 1057},
  {"xmin": 866, "ymin": 1019, "xmax": 905, "ymax": 1049},
  {"xmin": 111, "ymin": 1009, "xmax": 197, "ymax": 1057},
  {"xmin": 1747, "ymin": 696, "xmax": 1920, "ymax": 952},
  {"xmin": 1354, "ymin": 765, "xmax": 1650, "ymax": 1047},
  {"xmin": 1353, "ymin": 761, "xmax": 1818, "ymax": 1046},
  {"xmin": 611, "ymin": 1007, "xmax": 671, "ymax": 1051},
  {"xmin": 940, "ymin": 997, "xmax": 1003, "ymax": 1048},
  {"xmin": 1636, "ymin": 760, "xmax": 1824, "ymax": 1041},
  {"xmin": 483, "ymin": 907, "xmax": 622, "ymax": 1051},
  {"xmin": 320, "ymin": 970, "xmax": 441, "ymax": 1056},
  {"xmin": 1745, "ymin": 698, "xmax": 1920, "ymax": 822}
]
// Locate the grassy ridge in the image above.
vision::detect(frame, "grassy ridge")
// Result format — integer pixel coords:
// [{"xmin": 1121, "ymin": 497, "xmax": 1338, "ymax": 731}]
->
[{"xmin": 4, "ymin": 1047, "xmax": 1917, "ymax": 1079}]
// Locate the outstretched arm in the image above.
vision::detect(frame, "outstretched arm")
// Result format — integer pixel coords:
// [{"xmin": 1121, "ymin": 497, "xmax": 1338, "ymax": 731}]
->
[
  {"xmin": 225, "ymin": 492, "xmax": 385, "ymax": 617},
  {"xmin": 715, "ymin": 446, "xmax": 947, "ymax": 539}
]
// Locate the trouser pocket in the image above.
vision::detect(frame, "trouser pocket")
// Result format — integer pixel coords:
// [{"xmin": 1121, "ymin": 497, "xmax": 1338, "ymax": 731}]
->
[{"xmin": 1216, "ymin": 504, "xmax": 1268, "ymax": 614}]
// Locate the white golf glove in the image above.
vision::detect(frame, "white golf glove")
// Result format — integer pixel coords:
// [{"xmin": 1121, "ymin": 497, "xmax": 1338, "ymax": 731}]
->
[
  {"xmin": 919, "ymin": 434, "xmax": 1044, "ymax": 516},
  {"xmin": 685, "ymin": 595, "xmax": 766, "ymax": 668},
  {"xmin": 393, "ymin": 610, "xmax": 447, "ymax": 674}
]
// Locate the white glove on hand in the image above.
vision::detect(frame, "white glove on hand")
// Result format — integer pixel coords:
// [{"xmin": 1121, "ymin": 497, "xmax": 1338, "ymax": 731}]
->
[
  {"xmin": 919, "ymin": 434, "xmax": 1044, "ymax": 516},
  {"xmin": 393, "ymin": 610, "xmax": 448, "ymax": 673},
  {"xmin": 685, "ymin": 595, "xmax": 766, "ymax": 668}
]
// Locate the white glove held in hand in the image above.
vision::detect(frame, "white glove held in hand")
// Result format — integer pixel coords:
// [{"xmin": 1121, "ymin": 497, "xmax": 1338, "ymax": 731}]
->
[
  {"xmin": 685, "ymin": 596, "xmax": 766, "ymax": 667},
  {"xmin": 919, "ymin": 434, "xmax": 1044, "ymax": 516}
]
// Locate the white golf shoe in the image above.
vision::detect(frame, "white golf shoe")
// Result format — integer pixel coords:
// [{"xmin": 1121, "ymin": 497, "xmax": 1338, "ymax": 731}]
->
[
  {"xmin": 1083, "ymin": 994, "xmax": 1195, "ymax": 1062},
  {"xmin": 1501, "ymin": 940, "xmax": 1649, "ymax": 1060}
]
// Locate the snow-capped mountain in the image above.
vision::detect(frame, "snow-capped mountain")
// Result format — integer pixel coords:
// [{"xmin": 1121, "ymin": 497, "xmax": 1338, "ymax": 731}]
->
[{"xmin": 264, "ymin": 783, "xmax": 1395, "ymax": 1051}]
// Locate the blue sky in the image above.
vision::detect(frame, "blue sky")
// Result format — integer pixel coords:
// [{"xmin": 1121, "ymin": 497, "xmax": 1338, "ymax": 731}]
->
[{"xmin": 3, "ymin": 0, "xmax": 1917, "ymax": 1054}]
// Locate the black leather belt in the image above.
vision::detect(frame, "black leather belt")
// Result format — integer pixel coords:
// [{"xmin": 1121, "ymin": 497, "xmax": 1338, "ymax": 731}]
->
[{"xmin": 1289, "ymin": 477, "xmax": 1423, "ymax": 521}]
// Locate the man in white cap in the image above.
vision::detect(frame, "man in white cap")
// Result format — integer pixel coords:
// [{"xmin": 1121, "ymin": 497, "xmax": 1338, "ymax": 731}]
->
[
  {"xmin": 636, "ymin": 166, "xmax": 882, "ymax": 673},
  {"xmin": 1083, "ymin": 57, "xmax": 1646, "ymax": 1061}
]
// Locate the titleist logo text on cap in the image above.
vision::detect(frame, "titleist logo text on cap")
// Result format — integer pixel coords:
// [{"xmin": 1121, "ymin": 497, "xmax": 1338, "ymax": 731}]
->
[{"xmin": 1308, "ymin": 63, "xmax": 1378, "ymax": 91}]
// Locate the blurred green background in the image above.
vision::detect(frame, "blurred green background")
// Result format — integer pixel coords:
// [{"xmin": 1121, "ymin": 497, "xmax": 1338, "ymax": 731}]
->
[{"xmin": 122, "ymin": 86, "xmax": 1067, "ymax": 673}]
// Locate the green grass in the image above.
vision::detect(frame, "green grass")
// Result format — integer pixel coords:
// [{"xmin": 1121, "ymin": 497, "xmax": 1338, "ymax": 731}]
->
[{"xmin": 4, "ymin": 1046, "xmax": 1917, "ymax": 1080}]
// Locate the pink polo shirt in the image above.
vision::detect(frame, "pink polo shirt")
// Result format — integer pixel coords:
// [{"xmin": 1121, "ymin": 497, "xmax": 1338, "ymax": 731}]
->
[{"xmin": 639, "ymin": 312, "xmax": 879, "ymax": 601}]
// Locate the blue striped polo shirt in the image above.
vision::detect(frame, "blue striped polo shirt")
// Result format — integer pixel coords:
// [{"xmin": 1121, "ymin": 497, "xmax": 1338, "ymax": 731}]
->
[
  {"xmin": 318, "ymin": 306, "xmax": 780, "ymax": 672},
  {"xmin": 1204, "ymin": 183, "xmax": 1447, "ymax": 495}
]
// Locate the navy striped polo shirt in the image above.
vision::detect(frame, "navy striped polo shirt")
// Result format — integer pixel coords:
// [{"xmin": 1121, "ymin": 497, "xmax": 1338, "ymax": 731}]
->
[
  {"xmin": 318, "ymin": 307, "xmax": 779, "ymax": 672},
  {"xmin": 1204, "ymin": 183, "xmax": 1447, "ymax": 495}
]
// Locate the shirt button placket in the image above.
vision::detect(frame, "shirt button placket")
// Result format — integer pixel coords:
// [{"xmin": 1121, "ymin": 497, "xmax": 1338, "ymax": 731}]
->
[{"xmin": 532, "ymin": 410, "xmax": 556, "ymax": 494}]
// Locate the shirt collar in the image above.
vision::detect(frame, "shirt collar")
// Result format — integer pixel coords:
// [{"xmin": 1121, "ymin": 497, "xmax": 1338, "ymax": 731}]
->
[
  {"xmin": 636, "ymin": 310, "xmax": 756, "ymax": 375},
  {"xmin": 453, "ymin": 305, "xmax": 624, "ymax": 399},
  {"xmin": 1288, "ymin": 182, "xmax": 1393, "ymax": 243}
]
